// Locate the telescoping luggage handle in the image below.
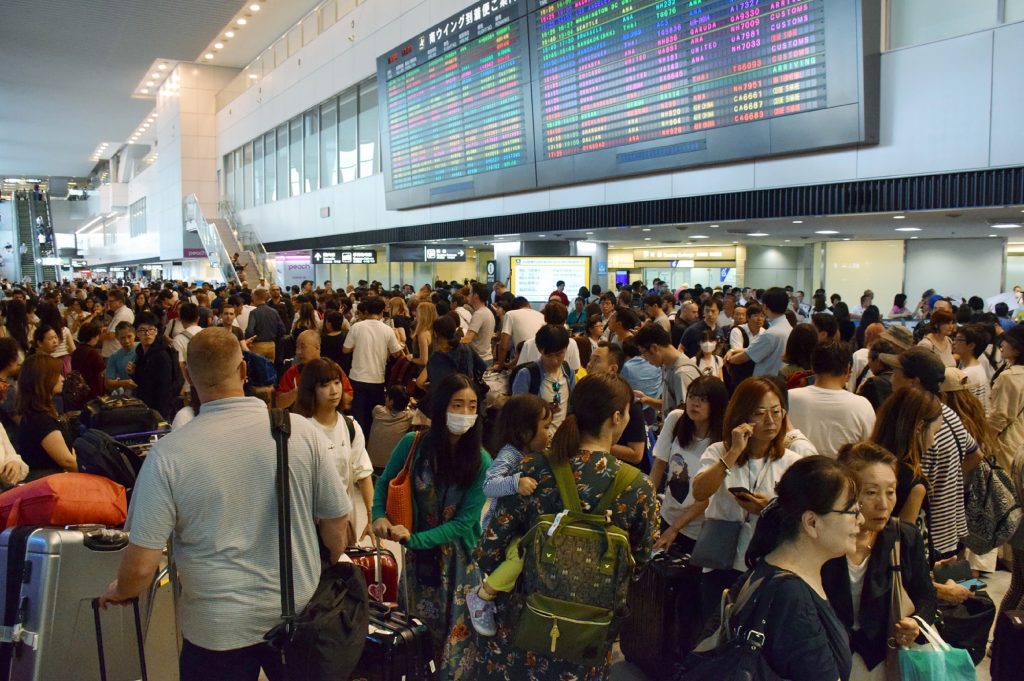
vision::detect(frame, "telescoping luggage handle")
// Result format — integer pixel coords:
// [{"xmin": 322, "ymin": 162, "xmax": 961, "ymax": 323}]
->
[{"xmin": 91, "ymin": 597, "xmax": 148, "ymax": 681}]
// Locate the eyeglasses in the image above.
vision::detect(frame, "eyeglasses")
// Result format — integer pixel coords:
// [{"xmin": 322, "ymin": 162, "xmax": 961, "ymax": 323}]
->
[
  {"xmin": 829, "ymin": 503, "xmax": 863, "ymax": 517},
  {"xmin": 136, "ymin": 326, "xmax": 157, "ymax": 335},
  {"xmin": 685, "ymin": 394, "xmax": 709, "ymax": 405},
  {"xmin": 748, "ymin": 407, "xmax": 786, "ymax": 424}
]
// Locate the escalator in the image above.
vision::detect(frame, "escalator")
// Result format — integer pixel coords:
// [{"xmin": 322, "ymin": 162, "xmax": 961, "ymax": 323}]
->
[{"xmin": 13, "ymin": 190, "xmax": 59, "ymax": 284}]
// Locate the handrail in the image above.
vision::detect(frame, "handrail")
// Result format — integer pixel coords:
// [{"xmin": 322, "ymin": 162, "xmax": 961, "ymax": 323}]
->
[
  {"xmin": 22, "ymin": 192, "xmax": 43, "ymax": 284},
  {"xmin": 219, "ymin": 200, "xmax": 276, "ymax": 285},
  {"xmin": 184, "ymin": 194, "xmax": 238, "ymax": 285}
]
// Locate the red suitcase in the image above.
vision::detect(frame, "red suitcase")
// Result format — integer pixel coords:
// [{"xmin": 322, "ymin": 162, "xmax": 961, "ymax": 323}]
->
[{"xmin": 347, "ymin": 542, "xmax": 400, "ymax": 606}]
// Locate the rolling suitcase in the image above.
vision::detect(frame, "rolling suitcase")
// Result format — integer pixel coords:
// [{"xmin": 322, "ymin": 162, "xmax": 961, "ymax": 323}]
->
[
  {"xmin": 990, "ymin": 609, "xmax": 1024, "ymax": 681},
  {"xmin": 0, "ymin": 525, "xmax": 151, "ymax": 681},
  {"xmin": 347, "ymin": 541, "xmax": 400, "ymax": 606},
  {"xmin": 619, "ymin": 550, "xmax": 703, "ymax": 679}
]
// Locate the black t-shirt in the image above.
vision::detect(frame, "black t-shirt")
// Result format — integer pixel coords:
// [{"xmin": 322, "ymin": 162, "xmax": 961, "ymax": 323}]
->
[
  {"xmin": 895, "ymin": 464, "xmax": 928, "ymax": 520},
  {"xmin": 17, "ymin": 411, "xmax": 70, "ymax": 477},
  {"xmin": 321, "ymin": 333, "xmax": 346, "ymax": 366},
  {"xmin": 616, "ymin": 402, "xmax": 646, "ymax": 447}
]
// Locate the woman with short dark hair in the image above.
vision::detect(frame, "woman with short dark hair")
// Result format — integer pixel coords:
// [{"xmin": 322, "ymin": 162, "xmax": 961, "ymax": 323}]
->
[{"xmin": 16, "ymin": 354, "xmax": 74, "ymax": 479}]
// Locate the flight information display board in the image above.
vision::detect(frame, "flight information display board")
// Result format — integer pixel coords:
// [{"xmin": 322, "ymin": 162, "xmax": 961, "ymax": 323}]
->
[
  {"xmin": 378, "ymin": 0, "xmax": 878, "ymax": 209},
  {"xmin": 379, "ymin": 0, "xmax": 537, "ymax": 209}
]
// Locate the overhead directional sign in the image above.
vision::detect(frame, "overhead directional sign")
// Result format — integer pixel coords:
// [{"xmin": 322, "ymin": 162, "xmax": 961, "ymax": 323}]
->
[
  {"xmin": 312, "ymin": 249, "xmax": 342, "ymax": 265},
  {"xmin": 424, "ymin": 247, "xmax": 466, "ymax": 262},
  {"xmin": 313, "ymin": 249, "xmax": 379, "ymax": 264}
]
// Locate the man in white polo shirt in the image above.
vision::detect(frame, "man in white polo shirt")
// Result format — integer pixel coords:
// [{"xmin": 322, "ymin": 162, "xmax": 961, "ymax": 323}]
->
[
  {"xmin": 100, "ymin": 289, "xmax": 134, "ymax": 358},
  {"xmin": 99, "ymin": 328, "xmax": 351, "ymax": 680},
  {"xmin": 343, "ymin": 297, "xmax": 403, "ymax": 436}
]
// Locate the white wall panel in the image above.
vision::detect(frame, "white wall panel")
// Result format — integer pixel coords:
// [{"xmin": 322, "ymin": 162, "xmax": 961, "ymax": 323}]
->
[
  {"xmin": 904, "ymin": 238, "xmax": 1005, "ymax": 302},
  {"xmin": 824, "ymin": 240, "xmax": 905, "ymax": 315},
  {"xmin": 990, "ymin": 22, "xmax": 1024, "ymax": 167},
  {"xmin": 744, "ymin": 246, "xmax": 802, "ymax": 289}
]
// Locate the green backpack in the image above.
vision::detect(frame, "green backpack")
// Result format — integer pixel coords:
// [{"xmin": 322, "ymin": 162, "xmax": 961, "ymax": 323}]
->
[{"xmin": 511, "ymin": 456, "xmax": 641, "ymax": 665}]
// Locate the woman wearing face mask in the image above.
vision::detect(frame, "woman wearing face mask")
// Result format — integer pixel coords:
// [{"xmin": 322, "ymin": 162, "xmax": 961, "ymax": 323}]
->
[
  {"xmin": 466, "ymin": 372, "xmax": 658, "ymax": 680},
  {"xmin": 690, "ymin": 376, "xmax": 804, "ymax": 622},
  {"xmin": 823, "ymin": 442, "xmax": 937, "ymax": 681},
  {"xmin": 695, "ymin": 329, "xmax": 723, "ymax": 379},
  {"xmin": 372, "ymin": 373, "xmax": 492, "ymax": 674}
]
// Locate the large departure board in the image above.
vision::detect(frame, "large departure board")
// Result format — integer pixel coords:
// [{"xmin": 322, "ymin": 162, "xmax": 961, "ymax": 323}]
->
[{"xmin": 377, "ymin": 0, "xmax": 878, "ymax": 209}]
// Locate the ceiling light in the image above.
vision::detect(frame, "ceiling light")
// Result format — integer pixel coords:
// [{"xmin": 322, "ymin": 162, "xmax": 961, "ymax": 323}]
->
[
  {"xmin": 990, "ymin": 234, "xmax": 999, "ymax": 237},
  {"xmin": 644, "ymin": 237, "xmax": 652, "ymax": 241},
  {"xmin": 248, "ymin": 74, "xmax": 258, "ymax": 79},
  {"xmin": 205, "ymin": 53, "xmax": 215, "ymax": 60},
  {"xmin": 250, "ymin": 3, "xmax": 261, "ymax": 11},
  {"xmin": 749, "ymin": 232, "xmax": 769, "ymax": 237},
  {"xmin": 710, "ymin": 224, "xmax": 719, "ymax": 228},
  {"xmin": 910, "ymin": 236, "xmax": 919, "ymax": 239},
  {"xmin": 146, "ymin": 81, "xmax": 155, "ymax": 87},
  {"xmin": 842, "ymin": 238, "xmax": 851, "ymax": 241},
  {"xmin": 992, "ymin": 223, "xmax": 1022, "ymax": 229},
  {"xmin": 690, "ymin": 235, "xmax": 709, "ymax": 239},
  {"xmin": 893, "ymin": 215, "xmax": 906, "ymax": 220},
  {"xmin": 214, "ymin": 43, "xmax": 224, "ymax": 49},
  {"xmin": 784, "ymin": 239, "xmax": 791, "ymax": 242},
  {"xmin": 237, "ymin": 18, "xmax": 247, "ymax": 25},
  {"xmin": 140, "ymin": 88, "xmax": 149, "ymax": 94},
  {"xmin": 792, "ymin": 220, "xmax": 803, "ymax": 224},
  {"xmin": 158, "ymin": 63, "xmax": 168, "ymax": 70},
  {"xmin": 585, "ymin": 231, "xmax": 594, "ymax": 235},
  {"xmin": 225, "ymin": 31, "xmax": 235, "ymax": 38},
  {"xmin": 642, "ymin": 228, "xmax": 651, "ymax": 232},
  {"xmin": 815, "ymin": 230, "xmax": 838, "ymax": 235},
  {"xmin": 538, "ymin": 234, "xmax": 546, "ymax": 238},
  {"xmin": 894, "ymin": 227, "xmax": 921, "ymax": 232},
  {"xmin": 151, "ymin": 73, "xmax": 159, "ymax": 79}
]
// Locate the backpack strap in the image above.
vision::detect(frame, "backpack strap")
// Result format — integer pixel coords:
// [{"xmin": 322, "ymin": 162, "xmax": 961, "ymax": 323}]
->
[
  {"xmin": 344, "ymin": 416, "xmax": 355, "ymax": 444},
  {"xmin": 528, "ymin": 362, "xmax": 542, "ymax": 395},
  {"xmin": 548, "ymin": 456, "xmax": 582, "ymax": 513},
  {"xmin": 594, "ymin": 463, "xmax": 641, "ymax": 516}
]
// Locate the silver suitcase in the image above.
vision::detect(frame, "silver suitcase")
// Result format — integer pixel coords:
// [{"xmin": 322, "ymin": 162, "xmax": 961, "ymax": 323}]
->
[{"xmin": 0, "ymin": 525, "xmax": 149, "ymax": 681}]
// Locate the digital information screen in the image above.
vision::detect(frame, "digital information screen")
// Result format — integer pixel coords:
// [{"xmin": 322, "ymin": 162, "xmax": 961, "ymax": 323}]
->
[
  {"xmin": 510, "ymin": 256, "xmax": 591, "ymax": 302},
  {"xmin": 378, "ymin": 0, "xmax": 878, "ymax": 209}
]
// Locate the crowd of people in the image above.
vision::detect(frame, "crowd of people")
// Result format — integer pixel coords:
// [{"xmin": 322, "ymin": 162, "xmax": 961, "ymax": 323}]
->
[{"xmin": 4, "ymin": 274, "xmax": 1020, "ymax": 680}]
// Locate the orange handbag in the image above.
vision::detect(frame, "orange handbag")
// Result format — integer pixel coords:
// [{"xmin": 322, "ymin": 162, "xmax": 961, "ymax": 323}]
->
[
  {"xmin": 385, "ymin": 432, "xmax": 422, "ymax": 531},
  {"xmin": 0, "ymin": 473, "xmax": 127, "ymax": 529}
]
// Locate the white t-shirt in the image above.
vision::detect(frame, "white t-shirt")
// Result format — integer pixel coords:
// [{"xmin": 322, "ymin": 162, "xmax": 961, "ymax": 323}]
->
[
  {"xmin": 467, "ymin": 306, "xmax": 495, "ymax": 361},
  {"xmin": 699, "ymin": 442, "xmax": 802, "ymax": 571},
  {"xmin": 788, "ymin": 385, "xmax": 877, "ymax": 459},
  {"xmin": 312, "ymin": 415, "xmax": 373, "ymax": 538},
  {"xmin": 848, "ymin": 347, "xmax": 871, "ymax": 393},
  {"xmin": 502, "ymin": 308, "xmax": 545, "ymax": 349},
  {"xmin": 455, "ymin": 306, "xmax": 472, "ymax": 332},
  {"xmin": 102, "ymin": 305, "xmax": 135, "ymax": 358},
  {"xmin": 344, "ymin": 318, "xmax": 402, "ymax": 384},
  {"xmin": 516, "ymin": 334, "xmax": 582, "ymax": 372},
  {"xmin": 653, "ymin": 409, "xmax": 711, "ymax": 541},
  {"xmin": 172, "ymin": 325, "xmax": 202, "ymax": 390},
  {"xmin": 729, "ymin": 324, "xmax": 765, "ymax": 350},
  {"xmin": 961, "ymin": 362, "xmax": 991, "ymax": 412}
]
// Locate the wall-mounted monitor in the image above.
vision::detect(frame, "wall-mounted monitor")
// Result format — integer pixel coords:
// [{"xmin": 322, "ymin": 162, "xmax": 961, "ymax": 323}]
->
[
  {"xmin": 378, "ymin": 0, "xmax": 880, "ymax": 210},
  {"xmin": 510, "ymin": 255, "xmax": 591, "ymax": 302}
]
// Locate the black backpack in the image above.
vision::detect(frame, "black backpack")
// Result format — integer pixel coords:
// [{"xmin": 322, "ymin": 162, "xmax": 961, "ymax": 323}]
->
[
  {"xmin": 166, "ymin": 344, "xmax": 186, "ymax": 397},
  {"xmin": 509, "ymin": 360, "xmax": 572, "ymax": 395},
  {"xmin": 73, "ymin": 429, "xmax": 145, "ymax": 500}
]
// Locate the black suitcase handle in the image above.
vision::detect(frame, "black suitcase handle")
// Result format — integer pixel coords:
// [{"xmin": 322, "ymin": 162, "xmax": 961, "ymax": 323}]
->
[{"xmin": 91, "ymin": 598, "xmax": 148, "ymax": 681}]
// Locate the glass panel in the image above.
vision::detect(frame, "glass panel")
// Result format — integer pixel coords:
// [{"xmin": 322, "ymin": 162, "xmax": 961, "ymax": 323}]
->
[
  {"xmin": 1007, "ymin": 0, "xmax": 1024, "ymax": 22},
  {"xmin": 888, "ymin": 0, "xmax": 997, "ymax": 49},
  {"xmin": 289, "ymin": 116, "xmax": 303, "ymax": 197},
  {"xmin": 274, "ymin": 38, "xmax": 288, "ymax": 68},
  {"xmin": 276, "ymin": 123, "xmax": 289, "ymax": 201},
  {"xmin": 224, "ymin": 152, "xmax": 234, "ymax": 203},
  {"xmin": 242, "ymin": 142, "xmax": 253, "ymax": 209},
  {"xmin": 357, "ymin": 80, "xmax": 379, "ymax": 178},
  {"xmin": 338, "ymin": 89, "xmax": 358, "ymax": 183},
  {"xmin": 233, "ymin": 149, "xmax": 243, "ymax": 209},
  {"xmin": 253, "ymin": 136, "xmax": 264, "ymax": 206},
  {"xmin": 302, "ymin": 14, "xmax": 319, "ymax": 46},
  {"xmin": 130, "ymin": 197, "xmax": 146, "ymax": 237},
  {"xmin": 288, "ymin": 26, "xmax": 302, "ymax": 57},
  {"xmin": 303, "ymin": 110, "xmax": 319, "ymax": 193},
  {"xmin": 320, "ymin": 99, "xmax": 338, "ymax": 187},
  {"xmin": 264, "ymin": 131, "xmax": 277, "ymax": 202}
]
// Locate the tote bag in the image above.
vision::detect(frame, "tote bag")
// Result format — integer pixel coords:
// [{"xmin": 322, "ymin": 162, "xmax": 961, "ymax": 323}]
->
[
  {"xmin": 897, "ymin": 616, "xmax": 976, "ymax": 681},
  {"xmin": 385, "ymin": 432, "xmax": 423, "ymax": 531}
]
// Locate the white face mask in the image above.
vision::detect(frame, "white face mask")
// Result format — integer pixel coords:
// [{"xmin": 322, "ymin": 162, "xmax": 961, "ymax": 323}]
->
[
  {"xmin": 447, "ymin": 412, "xmax": 477, "ymax": 435},
  {"xmin": 700, "ymin": 342, "xmax": 716, "ymax": 353}
]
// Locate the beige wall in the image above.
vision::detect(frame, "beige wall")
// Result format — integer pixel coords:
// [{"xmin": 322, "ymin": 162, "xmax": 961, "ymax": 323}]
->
[{"xmin": 824, "ymin": 241, "xmax": 905, "ymax": 315}]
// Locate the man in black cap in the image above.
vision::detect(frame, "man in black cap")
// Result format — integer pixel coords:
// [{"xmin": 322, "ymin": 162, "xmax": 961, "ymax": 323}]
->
[{"xmin": 880, "ymin": 347, "xmax": 978, "ymax": 570}]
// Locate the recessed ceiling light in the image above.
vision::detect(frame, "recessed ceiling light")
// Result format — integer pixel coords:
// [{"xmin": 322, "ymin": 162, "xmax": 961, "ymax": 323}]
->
[
  {"xmin": 225, "ymin": 31, "xmax": 235, "ymax": 38},
  {"xmin": 644, "ymin": 237, "xmax": 652, "ymax": 241},
  {"xmin": 248, "ymin": 74, "xmax": 258, "ymax": 79},
  {"xmin": 250, "ymin": 3, "xmax": 261, "ymax": 11},
  {"xmin": 732, "ymin": 241, "xmax": 738, "ymax": 244},
  {"xmin": 842, "ymin": 238, "xmax": 851, "ymax": 241},
  {"xmin": 237, "ymin": 18, "xmax": 247, "ymax": 25},
  {"xmin": 205, "ymin": 53, "xmax": 215, "ymax": 60},
  {"xmin": 992, "ymin": 223, "xmax": 1022, "ymax": 229},
  {"xmin": 690, "ymin": 235, "xmax": 709, "ymax": 239},
  {"xmin": 893, "ymin": 215, "xmax": 906, "ymax": 220},
  {"xmin": 792, "ymin": 220, "xmax": 803, "ymax": 224},
  {"xmin": 989, "ymin": 234, "xmax": 999, "ymax": 237},
  {"xmin": 158, "ymin": 63, "xmax": 168, "ymax": 70},
  {"xmin": 538, "ymin": 234, "xmax": 546, "ymax": 238},
  {"xmin": 749, "ymin": 232, "xmax": 769, "ymax": 237},
  {"xmin": 585, "ymin": 231, "xmax": 594, "ymax": 235},
  {"xmin": 784, "ymin": 239, "xmax": 791, "ymax": 242},
  {"xmin": 140, "ymin": 88, "xmax": 149, "ymax": 94},
  {"xmin": 146, "ymin": 81, "xmax": 155, "ymax": 87},
  {"xmin": 910, "ymin": 236, "xmax": 919, "ymax": 239},
  {"xmin": 815, "ymin": 230, "xmax": 839, "ymax": 235},
  {"xmin": 710, "ymin": 224, "xmax": 719, "ymax": 228},
  {"xmin": 894, "ymin": 227, "xmax": 921, "ymax": 232},
  {"xmin": 214, "ymin": 43, "xmax": 224, "ymax": 49},
  {"xmin": 150, "ymin": 73, "xmax": 160, "ymax": 79}
]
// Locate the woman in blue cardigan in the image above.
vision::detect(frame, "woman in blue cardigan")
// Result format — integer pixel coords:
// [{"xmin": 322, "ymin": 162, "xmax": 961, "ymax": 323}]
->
[{"xmin": 373, "ymin": 372, "xmax": 492, "ymax": 676}]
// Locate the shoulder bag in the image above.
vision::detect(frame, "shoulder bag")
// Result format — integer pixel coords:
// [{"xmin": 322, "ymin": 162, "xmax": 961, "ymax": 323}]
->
[
  {"xmin": 385, "ymin": 431, "xmax": 424, "ymax": 531},
  {"xmin": 691, "ymin": 457, "xmax": 772, "ymax": 570},
  {"xmin": 263, "ymin": 408, "xmax": 370, "ymax": 681},
  {"xmin": 886, "ymin": 520, "xmax": 917, "ymax": 681}
]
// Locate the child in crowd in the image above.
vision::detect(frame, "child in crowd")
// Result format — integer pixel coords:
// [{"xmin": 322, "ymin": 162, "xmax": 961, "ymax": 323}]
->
[
  {"xmin": 696, "ymin": 329, "xmax": 723, "ymax": 379},
  {"xmin": 466, "ymin": 394, "xmax": 552, "ymax": 637},
  {"xmin": 366, "ymin": 385, "xmax": 414, "ymax": 470}
]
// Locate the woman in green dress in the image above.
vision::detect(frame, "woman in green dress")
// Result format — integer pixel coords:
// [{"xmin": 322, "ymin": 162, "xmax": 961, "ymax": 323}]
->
[
  {"xmin": 462, "ymin": 372, "xmax": 659, "ymax": 680},
  {"xmin": 372, "ymin": 372, "xmax": 492, "ymax": 675}
]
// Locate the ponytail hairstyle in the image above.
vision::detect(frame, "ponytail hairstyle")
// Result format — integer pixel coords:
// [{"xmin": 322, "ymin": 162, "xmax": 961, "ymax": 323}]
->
[
  {"xmin": 426, "ymin": 373, "xmax": 483, "ymax": 488},
  {"xmin": 550, "ymin": 373, "xmax": 632, "ymax": 464},
  {"xmin": 744, "ymin": 456, "xmax": 859, "ymax": 568},
  {"xmin": 870, "ymin": 386, "xmax": 941, "ymax": 480},
  {"xmin": 674, "ymin": 375, "xmax": 729, "ymax": 448}
]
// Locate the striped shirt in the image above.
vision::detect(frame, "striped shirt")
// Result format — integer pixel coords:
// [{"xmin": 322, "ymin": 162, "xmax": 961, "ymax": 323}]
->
[
  {"xmin": 127, "ymin": 397, "xmax": 351, "ymax": 650},
  {"xmin": 922, "ymin": 404, "xmax": 975, "ymax": 556},
  {"xmin": 482, "ymin": 443, "xmax": 525, "ymax": 529}
]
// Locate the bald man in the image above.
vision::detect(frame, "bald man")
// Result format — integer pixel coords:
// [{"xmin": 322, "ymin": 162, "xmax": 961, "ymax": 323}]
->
[
  {"xmin": 277, "ymin": 329, "xmax": 353, "ymax": 409},
  {"xmin": 100, "ymin": 328, "xmax": 352, "ymax": 679}
]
